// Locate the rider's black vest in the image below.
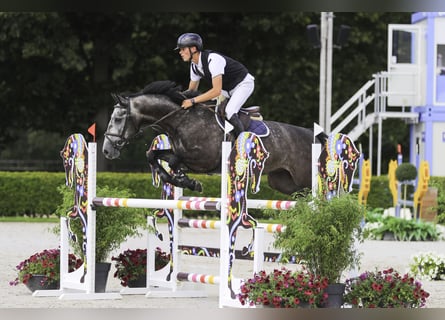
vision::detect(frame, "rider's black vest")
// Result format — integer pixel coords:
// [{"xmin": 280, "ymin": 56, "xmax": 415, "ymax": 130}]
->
[{"xmin": 191, "ymin": 50, "xmax": 249, "ymax": 91}]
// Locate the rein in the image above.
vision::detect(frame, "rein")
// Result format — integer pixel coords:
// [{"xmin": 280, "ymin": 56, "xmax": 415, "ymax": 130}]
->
[
  {"xmin": 105, "ymin": 93, "xmax": 218, "ymax": 149},
  {"xmin": 149, "ymin": 102, "xmax": 217, "ymax": 129}
]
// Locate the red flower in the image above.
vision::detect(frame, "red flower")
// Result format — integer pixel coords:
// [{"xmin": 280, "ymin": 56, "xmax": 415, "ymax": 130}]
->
[{"xmin": 237, "ymin": 267, "xmax": 328, "ymax": 308}]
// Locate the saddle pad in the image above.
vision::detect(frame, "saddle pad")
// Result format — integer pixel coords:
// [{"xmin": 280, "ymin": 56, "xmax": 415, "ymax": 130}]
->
[{"xmin": 215, "ymin": 110, "xmax": 270, "ymax": 138}]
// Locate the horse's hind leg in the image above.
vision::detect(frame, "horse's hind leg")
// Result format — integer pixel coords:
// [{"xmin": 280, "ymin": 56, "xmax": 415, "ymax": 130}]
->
[{"xmin": 267, "ymin": 169, "xmax": 301, "ymax": 195}]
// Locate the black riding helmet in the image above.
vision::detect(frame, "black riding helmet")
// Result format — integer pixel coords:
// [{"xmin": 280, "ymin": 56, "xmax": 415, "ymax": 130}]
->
[{"xmin": 174, "ymin": 33, "xmax": 203, "ymax": 51}]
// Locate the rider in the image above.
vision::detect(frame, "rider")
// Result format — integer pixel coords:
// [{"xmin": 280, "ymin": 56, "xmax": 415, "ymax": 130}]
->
[{"xmin": 175, "ymin": 32, "xmax": 255, "ymax": 136}]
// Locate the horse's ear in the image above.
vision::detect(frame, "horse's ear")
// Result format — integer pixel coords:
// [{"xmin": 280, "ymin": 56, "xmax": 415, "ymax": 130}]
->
[
  {"xmin": 111, "ymin": 93, "xmax": 129, "ymax": 106},
  {"xmin": 111, "ymin": 93, "xmax": 119, "ymax": 103},
  {"xmin": 117, "ymin": 95, "xmax": 129, "ymax": 106}
]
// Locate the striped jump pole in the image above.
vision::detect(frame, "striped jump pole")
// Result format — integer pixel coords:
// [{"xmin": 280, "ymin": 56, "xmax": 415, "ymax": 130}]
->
[
  {"xmin": 93, "ymin": 197, "xmax": 220, "ymax": 211},
  {"xmin": 177, "ymin": 217, "xmax": 285, "ymax": 233},
  {"xmin": 180, "ymin": 196, "xmax": 297, "ymax": 210},
  {"xmin": 178, "ymin": 218, "xmax": 221, "ymax": 229},
  {"xmin": 177, "ymin": 272, "xmax": 220, "ymax": 285}
]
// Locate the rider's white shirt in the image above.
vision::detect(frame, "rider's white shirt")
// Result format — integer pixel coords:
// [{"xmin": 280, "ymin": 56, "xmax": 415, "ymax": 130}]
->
[{"xmin": 190, "ymin": 53, "xmax": 230, "ymax": 97}]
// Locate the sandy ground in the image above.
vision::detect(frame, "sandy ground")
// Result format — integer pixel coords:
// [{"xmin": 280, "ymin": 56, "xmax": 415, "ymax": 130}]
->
[{"xmin": 1, "ymin": 222, "xmax": 445, "ymax": 308}]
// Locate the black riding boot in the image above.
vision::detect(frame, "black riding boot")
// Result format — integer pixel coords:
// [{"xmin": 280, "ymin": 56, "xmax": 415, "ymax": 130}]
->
[{"xmin": 228, "ymin": 114, "xmax": 244, "ymax": 137}]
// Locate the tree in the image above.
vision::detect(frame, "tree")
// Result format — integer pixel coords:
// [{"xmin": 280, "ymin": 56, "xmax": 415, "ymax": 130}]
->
[{"xmin": 0, "ymin": 12, "xmax": 412, "ymax": 173}]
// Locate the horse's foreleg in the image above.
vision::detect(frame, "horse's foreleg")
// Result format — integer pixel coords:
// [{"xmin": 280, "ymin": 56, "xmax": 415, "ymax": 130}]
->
[{"xmin": 147, "ymin": 150, "xmax": 202, "ymax": 192}]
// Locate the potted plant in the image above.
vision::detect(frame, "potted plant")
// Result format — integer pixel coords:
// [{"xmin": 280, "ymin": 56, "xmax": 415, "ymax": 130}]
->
[
  {"xmin": 344, "ymin": 267, "xmax": 430, "ymax": 308},
  {"xmin": 55, "ymin": 184, "xmax": 148, "ymax": 292},
  {"xmin": 408, "ymin": 251, "xmax": 445, "ymax": 280},
  {"xmin": 363, "ymin": 215, "xmax": 440, "ymax": 241},
  {"xmin": 9, "ymin": 248, "xmax": 83, "ymax": 292},
  {"xmin": 272, "ymin": 192, "xmax": 365, "ymax": 308},
  {"xmin": 237, "ymin": 267, "xmax": 329, "ymax": 308},
  {"xmin": 112, "ymin": 247, "xmax": 170, "ymax": 287}
]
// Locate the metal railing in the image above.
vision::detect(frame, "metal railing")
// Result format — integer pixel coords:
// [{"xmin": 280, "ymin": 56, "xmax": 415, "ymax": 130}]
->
[{"xmin": 330, "ymin": 71, "xmax": 419, "ymax": 175}]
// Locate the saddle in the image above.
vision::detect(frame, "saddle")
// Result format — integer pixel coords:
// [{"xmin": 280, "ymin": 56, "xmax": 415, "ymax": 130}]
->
[{"xmin": 215, "ymin": 98, "xmax": 270, "ymax": 137}]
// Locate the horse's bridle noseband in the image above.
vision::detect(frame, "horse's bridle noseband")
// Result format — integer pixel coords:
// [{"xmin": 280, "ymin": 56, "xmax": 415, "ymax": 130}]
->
[{"xmin": 104, "ymin": 102, "xmax": 142, "ymax": 149}]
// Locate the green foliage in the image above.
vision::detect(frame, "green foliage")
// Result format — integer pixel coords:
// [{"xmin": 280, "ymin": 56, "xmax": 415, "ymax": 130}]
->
[
  {"xmin": 429, "ymin": 177, "xmax": 445, "ymax": 224},
  {"xmin": 395, "ymin": 163, "xmax": 417, "ymax": 182},
  {"xmin": 55, "ymin": 185, "xmax": 148, "ymax": 262},
  {"xmin": 0, "ymin": 171, "xmax": 288, "ymax": 218},
  {"xmin": 0, "ymin": 12, "xmax": 412, "ymax": 172},
  {"xmin": 0, "ymin": 171, "xmax": 64, "ymax": 216},
  {"xmin": 364, "ymin": 216, "xmax": 440, "ymax": 241},
  {"xmin": 273, "ymin": 193, "xmax": 365, "ymax": 283},
  {"xmin": 366, "ymin": 175, "xmax": 393, "ymax": 210}
]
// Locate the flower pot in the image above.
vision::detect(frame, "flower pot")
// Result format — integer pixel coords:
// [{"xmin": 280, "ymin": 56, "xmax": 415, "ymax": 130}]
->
[
  {"xmin": 127, "ymin": 274, "xmax": 147, "ymax": 288},
  {"xmin": 383, "ymin": 231, "xmax": 396, "ymax": 241},
  {"xmin": 25, "ymin": 275, "xmax": 59, "ymax": 292},
  {"xmin": 95, "ymin": 262, "xmax": 111, "ymax": 293},
  {"xmin": 323, "ymin": 283, "xmax": 346, "ymax": 308}
]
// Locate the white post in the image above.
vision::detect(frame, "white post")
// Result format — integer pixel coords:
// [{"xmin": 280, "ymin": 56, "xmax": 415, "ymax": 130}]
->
[
  {"xmin": 253, "ymin": 228, "xmax": 264, "ymax": 273},
  {"xmin": 219, "ymin": 140, "xmax": 231, "ymax": 308},
  {"xmin": 325, "ymin": 12, "xmax": 334, "ymax": 134},
  {"xmin": 58, "ymin": 140, "xmax": 121, "ymax": 300},
  {"xmin": 312, "ymin": 123, "xmax": 324, "ymax": 196},
  {"xmin": 85, "ymin": 142, "xmax": 96, "ymax": 294},
  {"xmin": 319, "ymin": 12, "xmax": 327, "ymax": 130},
  {"xmin": 172, "ymin": 186, "xmax": 183, "ymax": 292},
  {"xmin": 60, "ymin": 217, "xmax": 69, "ymax": 281},
  {"xmin": 319, "ymin": 12, "xmax": 334, "ymax": 134}
]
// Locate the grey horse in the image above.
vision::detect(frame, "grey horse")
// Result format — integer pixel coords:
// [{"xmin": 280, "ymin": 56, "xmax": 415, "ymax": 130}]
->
[{"xmin": 103, "ymin": 80, "xmax": 325, "ymax": 195}]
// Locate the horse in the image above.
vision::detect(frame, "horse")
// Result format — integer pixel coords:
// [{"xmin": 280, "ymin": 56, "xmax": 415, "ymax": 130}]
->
[{"xmin": 103, "ymin": 80, "xmax": 323, "ymax": 196}]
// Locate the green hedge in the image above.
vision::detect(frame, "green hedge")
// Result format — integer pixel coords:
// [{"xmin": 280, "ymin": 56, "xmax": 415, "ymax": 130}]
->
[
  {"xmin": 1, "ymin": 171, "xmax": 443, "ymax": 219},
  {"xmin": 0, "ymin": 171, "xmax": 287, "ymax": 217}
]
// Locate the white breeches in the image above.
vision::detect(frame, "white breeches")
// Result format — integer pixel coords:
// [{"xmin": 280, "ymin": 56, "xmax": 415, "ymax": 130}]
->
[{"xmin": 223, "ymin": 73, "xmax": 255, "ymax": 119}]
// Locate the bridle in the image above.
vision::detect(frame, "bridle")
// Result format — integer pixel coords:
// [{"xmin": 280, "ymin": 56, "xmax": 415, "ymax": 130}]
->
[
  {"xmin": 104, "ymin": 101, "xmax": 142, "ymax": 149},
  {"xmin": 104, "ymin": 94, "xmax": 218, "ymax": 149},
  {"xmin": 104, "ymin": 98, "xmax": 186, "ymax": 149}
]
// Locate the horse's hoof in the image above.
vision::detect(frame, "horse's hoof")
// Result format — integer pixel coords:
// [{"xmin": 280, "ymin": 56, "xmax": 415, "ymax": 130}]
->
[{"xmin": 193, "ymin": 181, "xmax": 203, "ymax": 193}]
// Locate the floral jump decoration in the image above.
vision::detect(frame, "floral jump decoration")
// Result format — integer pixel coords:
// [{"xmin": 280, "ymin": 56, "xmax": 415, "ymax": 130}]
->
[{"xmin": 344, "ymin": 268, "xmax": 430, "ymax": 308}]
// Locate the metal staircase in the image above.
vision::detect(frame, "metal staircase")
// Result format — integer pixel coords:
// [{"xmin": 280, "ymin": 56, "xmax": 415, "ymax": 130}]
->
[{"xmin": 330, "ymin": 71, "xmax": 419, "ymax": 175}]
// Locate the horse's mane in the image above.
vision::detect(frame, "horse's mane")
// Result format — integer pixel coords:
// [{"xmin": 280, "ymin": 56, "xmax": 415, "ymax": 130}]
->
[{"xmin": 120, "ymin": 80, "xmax": 198, "ymax": 105}]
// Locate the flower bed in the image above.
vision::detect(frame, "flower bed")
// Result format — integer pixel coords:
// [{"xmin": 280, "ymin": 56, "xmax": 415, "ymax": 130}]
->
[
  {"xmin": 344, "ymin": 268, "xmax": 430, "ymax": 308},
  {"xmin": 112, "ymin": 247, "xmax": 170, "ymax": 287},
  {"xmin": 237, "ymin": 267, "xmax": 329, "ymax": 308},
  {"xmin": 10, "ymin": 248, "xmax": 83, "ymax": 288}
]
